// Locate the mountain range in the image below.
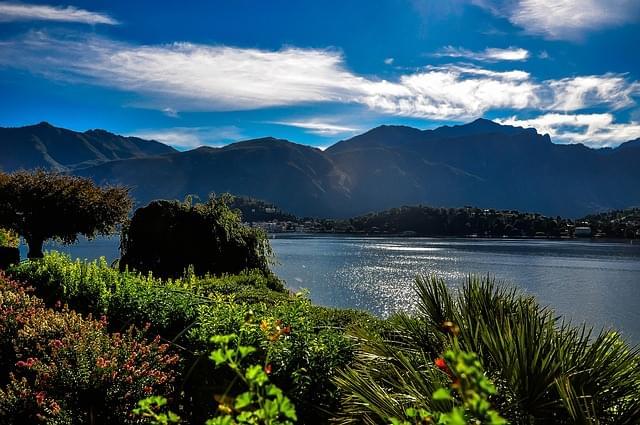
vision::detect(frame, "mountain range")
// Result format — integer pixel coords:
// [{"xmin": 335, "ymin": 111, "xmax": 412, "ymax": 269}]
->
[{"xmin": 1, "ymin": 120, "xmax": 638, "ymax": 218}]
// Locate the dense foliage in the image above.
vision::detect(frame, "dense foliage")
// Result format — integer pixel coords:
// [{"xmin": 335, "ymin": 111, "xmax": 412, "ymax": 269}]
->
[
  {"xmin": 328, "ymin": 206, "xmax": 574, "ymax": 237},
  {"xmin": 229, "ymin": 196, "xmax": 297, "ymax": 223},
  {"xmin": 120, "ymin": 195, "xmax": 273, "ymax": 279},
  {"xmin": 0, "ymin": 273, "xmax": 178, "ymax": 424},
  {"xmin": 580, "ymin": 208, "xmax": 640, "ymax": 239},
  {"xmin": 0, "ymin": 170, "xmax": 131, "ymax": 258},
  {"xmin": 0, "ymin": 229, "xmax": 19, "ymax": 248},
  {"xmin": 8, "ymin": 253, "xmax": 374, "ymax": 423},
  {"xmin": 299, "ymin": 205, "xmax": 639, "ymax": 238},
  {"xmin": 336, "ymin": 275, "xmax": 640, "ymax": 424}
]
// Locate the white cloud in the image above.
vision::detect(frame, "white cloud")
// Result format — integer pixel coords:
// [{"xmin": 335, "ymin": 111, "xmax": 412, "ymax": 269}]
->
[
  {"xmin": 1, "ymin": 32, "xmax": 638, "ymax": 121},
  {"xmin": 546, "ymin": 74, "xmax": 640, "ymax": 111},
  {"xmin": 131, "ymin": 126, "xmax": 243, "ymax": 149},
  {"xmin": 473, "ymin": 0, "xmax": 640, "ymax": 40},
  {"xmin": 496, "ymin": 113, "xmax": 640, "ymax": 147},
  {"xmin": 384, "ymin": 57, "xmax": 394, "ymax": 65},
  {"xmin": 0, "ymin": 32, "xmax": 374, "ymax": 111},
  {"xmin": 269, "ymin": 120, "xmax": 360, "ymax": 135},
  {"xmin": 161, "ymin": 107, "xmax": 179, "ymax": 118},
  {"xmin": 0, "ymin": 2, "xmax": 117, "ymax": 25},
  {"xmin": 363, "ymin": 65, "xmax": 540, "ymax": 119},
  {"xmin": 435, "ymin": 46, "xmax": 529, "ymax": 61}
]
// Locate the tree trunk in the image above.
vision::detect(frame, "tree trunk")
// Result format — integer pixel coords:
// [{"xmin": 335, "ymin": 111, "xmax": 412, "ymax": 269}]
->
[{"xmin": 26, "ymin": 237, "xmax": 44, "ymax": 259}]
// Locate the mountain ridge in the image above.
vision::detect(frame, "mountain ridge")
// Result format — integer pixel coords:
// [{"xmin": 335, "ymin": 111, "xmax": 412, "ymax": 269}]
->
[
  {"xmin": 0, "ymin": 122, "xmax": 177, "ymax": 171},
  {"xmin": 1, "ymin": 120, "xmax": 639, "ymax": 218}
]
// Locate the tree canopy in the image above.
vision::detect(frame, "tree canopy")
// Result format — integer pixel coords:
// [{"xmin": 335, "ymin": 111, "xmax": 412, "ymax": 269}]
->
[
  {"xmin": 119, "ymin": 194, "xmax": 273, "ymax": 279},
  {"xmin": 0, "ymin": 170, "xmax": 132, "ymax": 258}
]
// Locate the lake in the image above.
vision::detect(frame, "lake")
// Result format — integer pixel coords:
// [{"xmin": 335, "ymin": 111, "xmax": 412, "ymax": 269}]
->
[{"xmin": 21, "ymin": 235, "xmax": 640, "ymax": 343}]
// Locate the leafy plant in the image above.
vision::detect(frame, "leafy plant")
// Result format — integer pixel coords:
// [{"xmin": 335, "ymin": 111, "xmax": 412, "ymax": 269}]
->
[
  {"xmin": 0, "ymin": 273, "xmax": 179, "ymax": 424},
  {"xmin": 0, "ymin": 228, "xmax": 19, "ymax": 248},
  {"xmin": 135, "ymin": 331, "xmax": 298, "ymax": 425},
  {"xmin": 389, "ymin": 331, "xmax": 507, "ymax": 425},
  {"xmin": 335, "ymin": 275, "xmax": 640, "ymax": 424},
  {"xmin": 8, "ymin": 253, "xmax": 374, "ymax": 423}
]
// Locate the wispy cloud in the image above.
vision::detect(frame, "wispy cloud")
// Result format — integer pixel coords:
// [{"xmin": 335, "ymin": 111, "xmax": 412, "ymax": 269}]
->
[
  {"xmin": 131, "ymin": 126, "xmax": 244, "ymax": 149},
  {"xmin": 497, "ymin": 113, "xmax": 640, "ymax": 147},
  {"xmin": 546, "ymin": 74, "xmax": 640, "ymax": 111},
  {"xmin": 0, "ymin": 2, "xmax": 117, "ymax": 25},
  {"xmin": 434, "ymin": 46, "xmax": 529, "ymax": 61},
  {"xmin": 269, "ymin": 120, "xmax": 360, "ymax": 136},
  {"xmin": 472, "ymin": 0, "xmax": 640, "ymax": 40},
  {"xmin": 384, "ymin": 57, "xmax": 394, "ymax": 65},
  {"xmin": 1, "ymin": 32, "xmax": 638, "ymax": 123}
]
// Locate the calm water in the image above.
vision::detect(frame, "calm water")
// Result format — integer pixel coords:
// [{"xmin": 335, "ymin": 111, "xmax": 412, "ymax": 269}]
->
[{"xmin": 21, "ymin": 235, "xmax": 640, "ymax": 343}]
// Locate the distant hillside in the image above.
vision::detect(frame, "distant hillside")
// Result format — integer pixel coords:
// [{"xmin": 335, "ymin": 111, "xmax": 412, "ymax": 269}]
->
[
  {"xmin": 2, "ymin": 119, "xmax": 640, "ymax": 218},
  {"xmin": 229, "ymin": 195, "xmax": 297, "ymax": 223},
  {"xmin": 75, "ymin": 137, "xmax": 353, "ymax": 217},
  {"xmin": 322, "ymin": 204, "xmax": 640, "ymax": 239},
  {"xmin": 0, "ymin": 122, "xmax": 176, "ymax": 171}
]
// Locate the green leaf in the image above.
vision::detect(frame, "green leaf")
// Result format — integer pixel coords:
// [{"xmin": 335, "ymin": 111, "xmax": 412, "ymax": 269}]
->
[
  {"xmin": 433, "ymin": 387, "xmax": 453, "ymax": 401},
  {"xmin": 238, "ymin": 345, "xmax": 256, "ymax": 359},
  {"xmin": 234, "ymin": 392, "xmax": 253, "ymax": 410},
  {"xmin": 210, "ymin": 348, "xmax": 227, "ymax": 366}
]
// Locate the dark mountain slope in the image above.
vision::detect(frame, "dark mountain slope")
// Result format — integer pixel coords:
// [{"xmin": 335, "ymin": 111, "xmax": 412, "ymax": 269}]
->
[
  {"xmin": 77, "ymin": 137, "xmax": 352, "ymax": 217},
  {"xmin": 324, "ymin": 119, "xmax": 640, "ymax": 217},
  {"xmin": 0, "ymin": 122, "xmax": 176, "ymax": 171},
  {"xmin": 3, "ymin": 120, "xmax": 639, "ymax": 218}
]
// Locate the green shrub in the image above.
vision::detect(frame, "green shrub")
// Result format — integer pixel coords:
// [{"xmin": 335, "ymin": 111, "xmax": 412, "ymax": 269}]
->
[
  {"xmin": 0, "ymin": 273, "xmax": 179, "ymax": 425},
  {"xmin": 9, "ymin": 252, "xmax": 202, "ymax": 337},
  {"xmin": 8, "ymin": 253, "xmax": 378, "ymax": 423},
  {"xmin": 187, "ymin": 294, "xmax": 359, "ymax": 422},
  {"xmin": 0, "ymin": 228, "xmax": 19, "ymax": 248},
  {"xmin": 135, "ymin": 332, "xmax": 299, "ymax": 425}
]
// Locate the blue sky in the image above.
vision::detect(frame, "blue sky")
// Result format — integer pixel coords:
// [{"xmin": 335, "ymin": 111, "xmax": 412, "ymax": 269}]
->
[{"xmin": 0, "ymin": 0, "xmax": 639, "ymax": 149}]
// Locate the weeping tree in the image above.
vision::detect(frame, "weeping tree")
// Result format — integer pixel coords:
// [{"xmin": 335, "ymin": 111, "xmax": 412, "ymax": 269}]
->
[
  {"xmin": 0, "ymin": 170, "xmax": 132, "ymax": 259},
  {"xmin": 120, "ymin": 194, "xmax": 273, "ymax": 279}
]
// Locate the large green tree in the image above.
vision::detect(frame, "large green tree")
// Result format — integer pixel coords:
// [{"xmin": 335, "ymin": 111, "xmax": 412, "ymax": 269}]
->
[
  {"xmin": 120, "ymin": 194, "xmax": 273, "ymax": 279},
  {"xmin": 0, "ymin": 170, "xmax": 132, "ymax": 258}
]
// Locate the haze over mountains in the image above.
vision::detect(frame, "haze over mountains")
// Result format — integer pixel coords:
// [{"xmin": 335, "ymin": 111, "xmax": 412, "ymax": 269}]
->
[{"xmin": 1, "ymin": 120, "xmax": 638, "ymax": 218}]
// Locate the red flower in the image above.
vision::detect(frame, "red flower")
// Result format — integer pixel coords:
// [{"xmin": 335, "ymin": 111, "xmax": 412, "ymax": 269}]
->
[
  {"xmin": 35, "ymin": 391, "xmax": 46, "ymax": 406},
  {"xmin": 49, "ymin": 339, "xmax": 64, "ymax": 349},
  {"xmin": 264, "ymin": 364, "xmax": 273, "ymax": 375},
  {"xmin": 50, "ymin": 401, "xmax": 61, "ymax": 415},
  {"xmin": 435, "ymin": 357, "xmax": 447, "ymax": 370}
]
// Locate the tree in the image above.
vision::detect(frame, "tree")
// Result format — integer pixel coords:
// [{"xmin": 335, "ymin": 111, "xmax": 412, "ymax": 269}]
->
[
  {"xmin": 0, "ymin": 170, "xmax": 132, "ymax": 259},
  {"xmin": 119, "ymin": 194, "xmax": 273, "ymax": 279}
]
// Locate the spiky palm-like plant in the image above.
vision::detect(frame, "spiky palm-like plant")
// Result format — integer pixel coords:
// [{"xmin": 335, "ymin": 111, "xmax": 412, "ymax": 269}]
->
[{"xmin": 335, "ymin": 275, "xmax": 640, "ymax": 424}]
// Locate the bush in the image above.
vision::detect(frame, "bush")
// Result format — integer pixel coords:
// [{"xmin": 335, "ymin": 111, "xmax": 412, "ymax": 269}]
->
[
  {"xmin": 120, "ymin": 195, "xmax": 273, "ymax": 279},
  {"xmin": 335, "ymin": 275, "xmax": 640, "ymax": 424},
  {"xmin": 8, "ymin": 253, "xmax": 378, "ymax": 423},
  {"xmin": 0, "ymin": 273, "xmax": 179, "ymax": 425},
  {"xmin": 190, "ymin": 294, "xmax": 359, "ymax": 420},
  {"xmin": 0, "ymin": 228, "xmax": 19, "ymax": 248}
]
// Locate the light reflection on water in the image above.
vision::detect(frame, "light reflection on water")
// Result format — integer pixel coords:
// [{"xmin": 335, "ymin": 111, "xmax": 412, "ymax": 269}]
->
[
  {"xmin": 20, "ymin": 234, "xmax": 640, "ymax": 343},
  {"xmin": 270, "ymin": 235, "xmax": 640, "ymax": 344}
]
